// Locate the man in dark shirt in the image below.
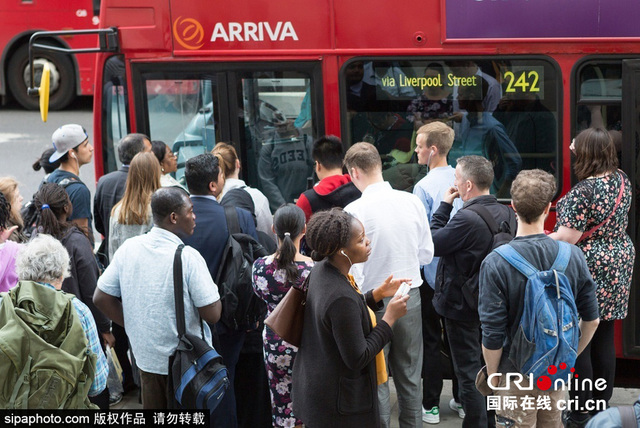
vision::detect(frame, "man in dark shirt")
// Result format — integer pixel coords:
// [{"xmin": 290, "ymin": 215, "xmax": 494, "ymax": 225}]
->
[
  {"xmin": 93, "ymin": 133, "xmax": 151, "ymax": 264},
  {"xmin": 182, "ymin": 153, "xmax": 257, "ymax": 428},
  {"xmin": 430, "ymin": 155, "xmax": 516, "ymax": 428},
  {"xmin": 47, "ymin": 124, "xmax": 94, "ymax": 243},
  {"xmin": 479, "ymin": 169, "xmax": 599, "ymax": 427}
]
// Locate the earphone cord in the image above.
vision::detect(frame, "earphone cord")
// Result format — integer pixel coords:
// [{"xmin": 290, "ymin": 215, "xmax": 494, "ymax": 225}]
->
[
  {"xmin": 426, "ymin": 150, "xmax": 433, "ymax": 173},
  {"xmin": 341, "ymin": 251, "xmax": 353, "ymax": 267}
]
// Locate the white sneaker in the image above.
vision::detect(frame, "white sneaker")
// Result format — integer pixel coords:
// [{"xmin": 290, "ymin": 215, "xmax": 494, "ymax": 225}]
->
[
  {"xmin": 449, "ymin": 398, "xmax": 465, "ymax": 419},
  {"xmin": 422, "ymin": 406, "xmax": 440, "ymax": 424}
]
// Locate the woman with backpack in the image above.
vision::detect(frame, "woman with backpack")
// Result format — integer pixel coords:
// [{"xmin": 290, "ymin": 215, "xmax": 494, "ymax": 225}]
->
[
  {"xmin": 108, "ymin": 152, "xmax": 161, "ymax": 260},
  {"xmin": 33, "ymin": 182, "xmax": 114, "ymax": 409},
  {"xmin": 551, "ymin": 127, "xmax": 635, "ymax": 427},
  {"xmin": 213, "ymin": 142, "xmax": 274, "ymax": 240},
  {"xmin": 252, "ymin": 204, "xmax": 313, "ymax": 428}
]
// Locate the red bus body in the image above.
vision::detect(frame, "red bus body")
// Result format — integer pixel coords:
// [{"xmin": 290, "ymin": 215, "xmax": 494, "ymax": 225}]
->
[
  {"xmin": 0, "ymin": 0, "xmax": 99, "ymax": 110},
  {"xmin": 93, "ymin": 0, "xmax": 640, "ymax": 370}
]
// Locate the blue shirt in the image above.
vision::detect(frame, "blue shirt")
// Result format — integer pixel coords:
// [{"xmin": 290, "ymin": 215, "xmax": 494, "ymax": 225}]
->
[
  {"xmin": 98, "ymin": 227, "xmax": 220, "ymax": 374},
  {"xmin": 47, "ymin": 169, "xmax": 92, "ymax": 224},
  {"xmin": 40, "ymin": 282, "xmax": 107, "ymax": 397},
  {"xmin": 413, "ymin": 166, "xmax": 463, "ymax": 288}
]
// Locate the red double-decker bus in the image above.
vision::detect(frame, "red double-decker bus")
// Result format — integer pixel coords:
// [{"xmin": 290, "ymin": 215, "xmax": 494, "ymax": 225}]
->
[
  {"xmin": 35, "ymin": 0, "xmax": 640, "ymax": 376},
  {"xmin": 0, "ymin": 0, "xmax": 99, "ymax": 110}
]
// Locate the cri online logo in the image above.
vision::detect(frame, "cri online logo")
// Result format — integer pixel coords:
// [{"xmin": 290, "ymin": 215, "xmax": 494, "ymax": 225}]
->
[
  {"xmin": 488, "ymin": 362, "xmax": 607, "ymax": 392},
  {"xmin": 173, "ymin": 17, "xmax": 205, "ymax": 50}
]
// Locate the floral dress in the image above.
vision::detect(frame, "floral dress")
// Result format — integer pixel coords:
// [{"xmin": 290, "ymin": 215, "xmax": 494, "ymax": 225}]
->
[
  {"xmin": 555, "ymin": 170, "xmax": 635, "ymax": 320},
  {"xmin": 252, "ymin": 255, "xmax": 313, "ymax": 427}
]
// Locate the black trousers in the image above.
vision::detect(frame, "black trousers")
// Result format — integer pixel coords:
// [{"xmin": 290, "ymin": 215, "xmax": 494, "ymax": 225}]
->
[
  {"xmin": 445, "ymin": 318, "xmax": 494, "ymax": 428},
  {"xmin": 112, "ymin": 323, "xmax": 135, "ymax": 389},
  {"xmin": 572, "ymin": 319, "xmax": 616, "ymax": 411},
  {"xmin": 420, "ymin": 284, "xmax": 459, "ymax": 409}
]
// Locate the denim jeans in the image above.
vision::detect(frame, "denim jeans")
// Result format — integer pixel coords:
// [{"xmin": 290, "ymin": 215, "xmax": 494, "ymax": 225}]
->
[{"xmin": 378, "ymin": 287, "xmax": 424, "ymax": 428}]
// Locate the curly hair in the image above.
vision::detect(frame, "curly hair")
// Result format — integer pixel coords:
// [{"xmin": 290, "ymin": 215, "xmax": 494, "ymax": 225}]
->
[
  {"xmin": 16, "ymin": 234, "xmax": 70, "ymax": 283},
  {"xmin": 305, "ymin": 208, "xmax": 354, "ymax": 261}
]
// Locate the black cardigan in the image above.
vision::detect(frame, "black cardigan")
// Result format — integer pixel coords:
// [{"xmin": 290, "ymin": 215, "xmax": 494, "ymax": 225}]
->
[{"xmin": 292, "ymin": 259, "xmax": 393, "ymax": 427}]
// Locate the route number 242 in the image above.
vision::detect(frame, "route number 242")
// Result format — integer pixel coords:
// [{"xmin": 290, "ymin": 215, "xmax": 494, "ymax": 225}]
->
[{"xmin": 503, "ymin": 70, "xmax": 541, "ymax": 93}]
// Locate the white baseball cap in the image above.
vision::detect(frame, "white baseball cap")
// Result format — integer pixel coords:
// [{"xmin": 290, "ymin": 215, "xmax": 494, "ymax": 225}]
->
[{"xmin": 49, "ymin": 124, "xmax": 89, "ymax": 162}]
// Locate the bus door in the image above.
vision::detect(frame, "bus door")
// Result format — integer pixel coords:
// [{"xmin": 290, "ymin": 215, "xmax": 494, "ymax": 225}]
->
[
  {"xmin": 573, "ymin": 58, "xmax": 640, "ymax": 358},
  {"xmin": 114, "ymin": 61, "xmax": 322, "ymax": 208},
  {"xmin": 621, "ymin": 59, "xmax": 640, "ymax": 358}
]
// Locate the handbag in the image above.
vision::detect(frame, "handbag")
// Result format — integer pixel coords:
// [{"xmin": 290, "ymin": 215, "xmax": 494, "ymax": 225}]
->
[
  {"xmin": 167, "ymin": 245, "xmax": 230, "ymax": 413},
  {"xmin": 578, "ymin": 173, "xmax": 625, "ymax": 243},
  {"xmin": 264, "ymin": 274, "xmax": 310, "ymax": 347}
]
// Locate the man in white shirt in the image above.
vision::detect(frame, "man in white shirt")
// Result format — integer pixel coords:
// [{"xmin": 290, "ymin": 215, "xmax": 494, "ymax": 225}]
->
[
  {"xmin": 94, "ymin": 187, "xmax": 221, "ymax": 409},
  {"xmin": 344, "ymin": 142, "xmax": 434, "ymax": 428}
]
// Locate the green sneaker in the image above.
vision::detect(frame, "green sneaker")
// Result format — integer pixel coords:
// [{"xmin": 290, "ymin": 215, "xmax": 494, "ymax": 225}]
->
[{"xmin": 422, "ymin": 406, "xmax": 440, "ymax": 424}]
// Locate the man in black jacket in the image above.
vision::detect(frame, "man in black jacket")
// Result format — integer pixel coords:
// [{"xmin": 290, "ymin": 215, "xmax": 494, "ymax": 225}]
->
[{"xmin": 430, "ymin": 155, "xmax": 516, "ymax": 428}]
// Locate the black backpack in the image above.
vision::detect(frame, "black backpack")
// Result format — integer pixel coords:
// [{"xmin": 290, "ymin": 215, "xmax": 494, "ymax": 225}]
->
[
  {"xmin": 21, "ymin": 177, "xmax": 79, "ymax": 240},
  {"xmin": 220, "ymin": 187, "xmax": 276, "ymax": 253},
  {"xmin": 460, "ymin": 204, "xmax": 516, "ymax": 310},
  {"xmin": 215, "ymin": 206, "xmax": 269, "ymax": 331}
]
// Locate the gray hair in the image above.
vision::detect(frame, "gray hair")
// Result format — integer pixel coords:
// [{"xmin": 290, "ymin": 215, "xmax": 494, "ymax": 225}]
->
[
  {"xmin": 16, "ymin": 234, "xmax": 70, "ymax": 283},
  {"xmin": 456, "ymin": 155, "xmax": 494, "ymax": 191}
]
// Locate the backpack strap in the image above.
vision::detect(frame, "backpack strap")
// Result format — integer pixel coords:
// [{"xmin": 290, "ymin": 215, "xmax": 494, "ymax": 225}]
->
[
  {"xmin": 494, "ymin": 245, "xmax": 539, "ymax": 278},
  {"xmin": 550, "ymin": 241, "xmax": 571, "ymax": 274},
  {"xmin": 224, "ymin": 205, "xmax": 241, "ymax": 236},
  {"xmin": 618, "ymin": 405, "xmax": 637, "ymax": 428},
  {"xmin": 173, "ymin": 245, "xmax": 186, "ymax": 337},
  {"xmin": 466, "ymin": 204, "xmax": 499, "ymax": 235}
]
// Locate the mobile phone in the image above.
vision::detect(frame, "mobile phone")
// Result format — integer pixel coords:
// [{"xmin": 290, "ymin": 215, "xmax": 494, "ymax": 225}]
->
[{"xmin": 395, "ymin": 282, "xmax": 410, "ymax": 297}]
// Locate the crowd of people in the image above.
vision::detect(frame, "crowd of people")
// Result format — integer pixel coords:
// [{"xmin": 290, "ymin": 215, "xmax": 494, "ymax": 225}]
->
[{"xmin": 0, "ymin": 121, "xmax": 635, "ymax": 428}]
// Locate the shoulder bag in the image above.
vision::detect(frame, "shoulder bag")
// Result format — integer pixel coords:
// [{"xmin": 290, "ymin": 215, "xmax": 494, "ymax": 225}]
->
[
  {"xmin": 264, "ymin": 274, "xmax": 310, "ymax": 347},
  {"xmin": 167, "ymin": 245, "xmax": 229, "ymax": 413},
  {"xmin": 578, "ymin": 173, "xmax": 625, "ymax": 243}
]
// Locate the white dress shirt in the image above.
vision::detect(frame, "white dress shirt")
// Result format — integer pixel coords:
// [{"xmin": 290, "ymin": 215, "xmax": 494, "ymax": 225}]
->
[{"xmin": 344, "ymin": 181, "xmax": 434, "ymax": 293}]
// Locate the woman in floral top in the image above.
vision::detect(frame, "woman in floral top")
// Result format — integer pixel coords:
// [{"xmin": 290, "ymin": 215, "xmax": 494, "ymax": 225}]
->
[
  {"xmin": 551, "ymin": 127, "xmax": 635, "ymax": 425},
  {"xmin": 252, "ymin": 204, "xmax": 313, "ymax": 427}
]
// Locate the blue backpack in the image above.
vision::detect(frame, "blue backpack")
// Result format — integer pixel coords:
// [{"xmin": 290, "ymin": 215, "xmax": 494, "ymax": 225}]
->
[{"xmin": 494, "ymin": 241, "xmax": 579, "ymax": 382}]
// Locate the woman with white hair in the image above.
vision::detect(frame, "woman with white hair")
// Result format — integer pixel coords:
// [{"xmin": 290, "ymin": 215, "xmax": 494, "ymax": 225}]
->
[{"xmin": 11, "ymin": 234, "xmax": 109, "ymax": 405}]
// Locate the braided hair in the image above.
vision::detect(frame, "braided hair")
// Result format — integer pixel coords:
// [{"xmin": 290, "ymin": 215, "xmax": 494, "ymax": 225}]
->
[
  {"xmin": 273, "ymin": 204, "xmax": 306, "ymax": 282},
  {"xmin": 305, "ymin": 208, "xmax": 353, "ymax": 262}
]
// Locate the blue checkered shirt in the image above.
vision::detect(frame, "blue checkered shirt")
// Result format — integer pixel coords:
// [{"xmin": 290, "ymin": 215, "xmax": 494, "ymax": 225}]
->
[{"xmin": 42, "ymin": 283, "xmax": 108, "ymax": 397}]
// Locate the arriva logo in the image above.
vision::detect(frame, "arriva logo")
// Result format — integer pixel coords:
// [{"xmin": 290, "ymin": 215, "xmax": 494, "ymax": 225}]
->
[
  {"xmin": 211, "ymin": 21, "xmax": 299, "ymax": 42},
  {"xmin": 173, "ymin": 17, "xmax": 205, "ymax": 50}
]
